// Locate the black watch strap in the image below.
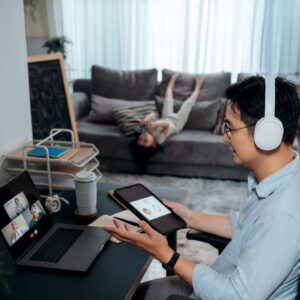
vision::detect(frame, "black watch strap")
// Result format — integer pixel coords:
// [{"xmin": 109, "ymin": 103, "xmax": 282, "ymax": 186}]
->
[{"xmin": 162, "ymin": 251, "xmax": 180, "ymax": 273}]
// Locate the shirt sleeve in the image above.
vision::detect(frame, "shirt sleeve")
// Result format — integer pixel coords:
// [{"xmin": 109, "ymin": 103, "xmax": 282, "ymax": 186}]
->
[
  {"xmin": 192, "ymin": 211, "xmax": 300, "ymax": 300},
  {"xmin": 228, "ymin": 210, "xmax": 239, "ymax": 235}
]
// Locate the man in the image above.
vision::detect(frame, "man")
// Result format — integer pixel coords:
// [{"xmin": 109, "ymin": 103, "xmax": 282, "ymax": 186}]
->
[
  {"xmin": 105, "ymin": 76, "xmax": 300, "ymax": 299},
  {"xmin": 14, "ymin": 197, "xmax": 25, "ymax": 215},
  {"xmin": 11, "ymin": 222, "xmax": 28, "ymax": 245},
  {"xmin": 28, "ymin": 204, "xmax": 44, "ymax": 228}
]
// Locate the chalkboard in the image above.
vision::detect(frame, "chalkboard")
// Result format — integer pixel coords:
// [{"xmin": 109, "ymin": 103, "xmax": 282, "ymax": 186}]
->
[{"xmin": 27, "ymin": 54, "xmax": 78, "ymax": 142}]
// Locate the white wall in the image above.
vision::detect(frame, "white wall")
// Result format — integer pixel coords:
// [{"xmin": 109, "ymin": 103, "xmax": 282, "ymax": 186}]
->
[{"xmin": 0, "ymin": 1, "xmax": 32, "ymax": 183}]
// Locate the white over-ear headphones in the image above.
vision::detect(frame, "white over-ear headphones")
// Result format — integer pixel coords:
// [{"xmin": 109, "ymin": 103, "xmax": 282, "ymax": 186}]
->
[{"xmin": 254, "ymin": 75, "xmax": 284, "ymax": 151}]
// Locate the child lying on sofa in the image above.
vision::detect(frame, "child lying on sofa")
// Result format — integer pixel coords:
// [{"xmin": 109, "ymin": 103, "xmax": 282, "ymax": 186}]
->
[
  {"xmin": 129, "ymin": 74, "xmax": 203, "ymax": 173},
  {"xmin": 137, "ymin": 74, "xmax": 204, "ymax": 148}
]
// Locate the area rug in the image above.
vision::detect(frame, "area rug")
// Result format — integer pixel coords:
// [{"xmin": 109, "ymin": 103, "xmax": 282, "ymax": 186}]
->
[{"xmin": 100, "ymin": 172, "xmax": 247, "ymax": 281}]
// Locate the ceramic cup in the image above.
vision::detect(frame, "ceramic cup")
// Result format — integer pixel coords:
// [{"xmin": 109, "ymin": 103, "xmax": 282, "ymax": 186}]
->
[{"xmin": 74, "ymin": 170, "xmax": 97, "ymax": 216}]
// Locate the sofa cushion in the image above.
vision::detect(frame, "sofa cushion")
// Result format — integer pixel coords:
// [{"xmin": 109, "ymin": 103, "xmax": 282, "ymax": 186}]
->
[
  {"xmin": 87, "ymin": 94, "xmax": 155, "ymax": 124},
  {"xmin": 91, "ymin": 65, "xmax": 158, "ymax": 100},
  {"xmin": 152, "ymin": 130, "xmax": 234, "ymax": 166},
  {"xmin": 113, "ymin": 103, "xmax": 157, "ymax": 136},
  {"xmin": 159, "ymin": 70, "xmax": 231, "ymax": 102},
  {"xmin": 155, "ymin": 96, "xmax": 221, "ymax": 130}
]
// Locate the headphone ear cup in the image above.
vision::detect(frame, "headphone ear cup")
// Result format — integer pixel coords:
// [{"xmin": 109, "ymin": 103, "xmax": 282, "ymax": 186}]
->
[{"xmin": 254, "ymin": 117, "xmax": 284, "ymax": 151}]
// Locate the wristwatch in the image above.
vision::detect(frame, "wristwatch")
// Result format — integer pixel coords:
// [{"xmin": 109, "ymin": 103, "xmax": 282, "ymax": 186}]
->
[{"xmin": 162, "ymin": 251, "xmax": 180, "ymax": 273}]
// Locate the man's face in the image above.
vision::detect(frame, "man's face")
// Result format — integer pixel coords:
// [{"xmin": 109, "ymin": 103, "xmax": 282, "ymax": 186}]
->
[
  {"xmin": 137, "ymin": 132, "xmax": 155, "ymax": 148},
  {"xmin": 11, "ymin": 223, "xmax": 18, "ymax": 230},
  {"xmin": 15, "ymin": 198, "xmax": 19, "ymax": 204},
  {"xmin": 223, "ymin": 103, "xmax": 258, "ymax": 167},
  {"xmin": 30, "ymin": 207, "xmax": 38, "ymax": 218}
]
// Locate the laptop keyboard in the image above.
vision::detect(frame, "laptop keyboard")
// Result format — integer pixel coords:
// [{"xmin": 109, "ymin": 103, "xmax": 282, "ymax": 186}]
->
[{"xmin": 30, "ymin": 228, "xmax": 84, "ymax": 263}]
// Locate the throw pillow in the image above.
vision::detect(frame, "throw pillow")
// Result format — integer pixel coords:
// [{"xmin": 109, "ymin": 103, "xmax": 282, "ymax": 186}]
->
[
  {"xmin": 88, "ymin": 94, "xmax": 155, "ymax": 124},
  {"xmin": 159, "ymin": 69, "xmax": 231, "ymax": 102},
  {"xmin": 155, "ymin": 96, "xmax": 221, "ymax": 130},
  {"xmin": 213, "ymin": 98, "xmax": 228, "ymax": 135},
  {"xmin": 113, "ymin": 103, "xmax": 157, "ymax": 136},
  {"xmin": 91, "ymin": 65, "xmax": 158, "ymax": 100}
]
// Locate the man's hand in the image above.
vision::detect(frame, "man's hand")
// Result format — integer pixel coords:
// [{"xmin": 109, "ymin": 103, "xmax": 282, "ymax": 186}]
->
[
  {"xmin": 163, "ymin": 199, "xmax": 194, "ymax": 228},
  {"xmin": 104, "ymin": 220, "xmax": 174, "ymax": 263}
]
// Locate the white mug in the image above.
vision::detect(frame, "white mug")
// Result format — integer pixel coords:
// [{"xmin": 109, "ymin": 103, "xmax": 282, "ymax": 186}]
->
[{"xmin": 74, "ymin": 170, "xmax": 97, "ymax": 216}]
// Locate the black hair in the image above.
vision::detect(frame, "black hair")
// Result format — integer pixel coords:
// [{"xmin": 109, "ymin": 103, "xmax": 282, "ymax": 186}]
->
[
  {"xmin": 226, "ymin": 75, "xmax": 300, "ymax": 145},
  {"xmin": 128, "ymin": 138, "xmax": 163, "ymax": 173},
  {"xmin": 29, "ymin": 204, "xmax": 36, "ymax": 211}
]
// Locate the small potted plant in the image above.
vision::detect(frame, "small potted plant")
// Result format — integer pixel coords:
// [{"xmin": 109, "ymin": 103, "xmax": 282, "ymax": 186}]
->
[{"xmin": 42, "ymin": 36, "xmax": 72, "ymax": 59}]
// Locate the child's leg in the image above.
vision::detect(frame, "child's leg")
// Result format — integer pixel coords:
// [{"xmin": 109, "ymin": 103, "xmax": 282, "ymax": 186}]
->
[
  {"xmin": 161, "ymin": 97, "xmax": 174, "ymax": 118},
  {"xmin": 189, "ymin": 76, "xmax": 204, "ymax": 104},
  {"xmin": 164, "ymin": 74, "xmax": 179, "ymax": 99},
  {"xmin": 173, "ymin": 98, "xmax": 195, "ymax": 132},
  {"xmin": 173, "ymin": 76, "xmax": 204, "ymax": 132},
  {"xmin": 161, "ymin": 74, "xmax": 179, "ymax": 117}
]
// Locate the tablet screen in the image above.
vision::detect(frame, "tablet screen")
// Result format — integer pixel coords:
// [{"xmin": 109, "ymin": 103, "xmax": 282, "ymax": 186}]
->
[{"xmin": 131, "ymin": 196, "xmax": 171, "ymax": 221}]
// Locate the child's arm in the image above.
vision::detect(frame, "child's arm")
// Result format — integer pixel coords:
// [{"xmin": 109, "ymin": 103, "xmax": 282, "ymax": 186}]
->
[
  {"xmin": 147, "ymin": 120, "xmax": 169, "ymax": 134},
  {"xmin": 139, "ymin": 112, "xmax": 157, "ymax": 125}
]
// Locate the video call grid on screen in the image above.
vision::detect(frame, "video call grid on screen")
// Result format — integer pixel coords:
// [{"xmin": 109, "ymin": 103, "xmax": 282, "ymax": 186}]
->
[{"xmin": 1, "ymin": 193, "xmax": 45, "ymax": 247}]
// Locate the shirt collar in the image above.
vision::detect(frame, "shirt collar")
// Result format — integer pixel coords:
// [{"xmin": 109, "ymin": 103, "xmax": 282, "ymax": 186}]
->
[{"xmin": 247, "ymin": 151, "xmax": 300, "ymax": 199}]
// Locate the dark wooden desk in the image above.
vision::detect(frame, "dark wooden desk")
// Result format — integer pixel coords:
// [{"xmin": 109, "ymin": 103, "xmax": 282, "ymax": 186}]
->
[{"xmin": 3, "ymin": 183, "xmax": 187, "ymax": 300}]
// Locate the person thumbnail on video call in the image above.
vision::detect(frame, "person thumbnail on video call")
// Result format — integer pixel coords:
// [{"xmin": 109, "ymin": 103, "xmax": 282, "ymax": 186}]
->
[{"xmin": 1, "ymin": 192, "xmax": 45, "ymax": 246}]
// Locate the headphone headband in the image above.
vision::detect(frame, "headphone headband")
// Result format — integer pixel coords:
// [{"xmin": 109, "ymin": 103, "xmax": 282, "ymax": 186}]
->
[{"xmin": 264, "ymin": 75, "xmax": 276, "ymax": 117}]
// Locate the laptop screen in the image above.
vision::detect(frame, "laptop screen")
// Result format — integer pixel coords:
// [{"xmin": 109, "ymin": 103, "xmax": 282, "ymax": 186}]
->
[{"xmin": 0, "ymin": 171, "xmax": 52, "ymax": 260}]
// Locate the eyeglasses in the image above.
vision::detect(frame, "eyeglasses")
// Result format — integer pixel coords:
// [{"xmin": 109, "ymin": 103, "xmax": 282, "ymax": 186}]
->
[{"xmin": 222, "ymin": 121, "xmax": 255, "ymax": 139}]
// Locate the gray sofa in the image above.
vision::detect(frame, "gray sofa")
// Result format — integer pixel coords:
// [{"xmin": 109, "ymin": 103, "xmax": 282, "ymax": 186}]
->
[{"xmin": 71, "ymin": 66, "xmax": 249, "ymax": 180}]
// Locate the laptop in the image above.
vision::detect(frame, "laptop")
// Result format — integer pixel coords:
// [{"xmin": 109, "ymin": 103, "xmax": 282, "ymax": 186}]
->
[{"xmin": 0, "ymin": 171, "xmax": 110, "ymax": 273}]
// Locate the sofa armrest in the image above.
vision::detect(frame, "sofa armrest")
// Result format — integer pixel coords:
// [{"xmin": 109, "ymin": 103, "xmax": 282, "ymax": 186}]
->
[
  {"xmin": 186, "ymin": 229, "xmax": 230, "ymax": 254},
  {"xmin": 71, "ymin": 92, "xmax": 90, "ymax": 120},
  {"xmin": 73, "ymin": 79, "xmax": 92, "ymax": 97}
]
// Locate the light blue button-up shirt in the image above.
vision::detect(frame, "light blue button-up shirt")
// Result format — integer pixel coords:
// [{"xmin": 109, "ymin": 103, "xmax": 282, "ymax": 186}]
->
[{"xmin": 192, "ymin": 152, "xmax": 300, "ymax": 299}]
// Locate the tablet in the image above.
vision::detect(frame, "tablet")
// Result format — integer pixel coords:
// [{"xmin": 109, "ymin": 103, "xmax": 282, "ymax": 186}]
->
[
  {"xmin": 27, "ymin": 147, "xmax": 68, "ymax": 158},
  {"xmin": 113, "ymin": 184, "xmax": 186, "ymax": 235}
]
